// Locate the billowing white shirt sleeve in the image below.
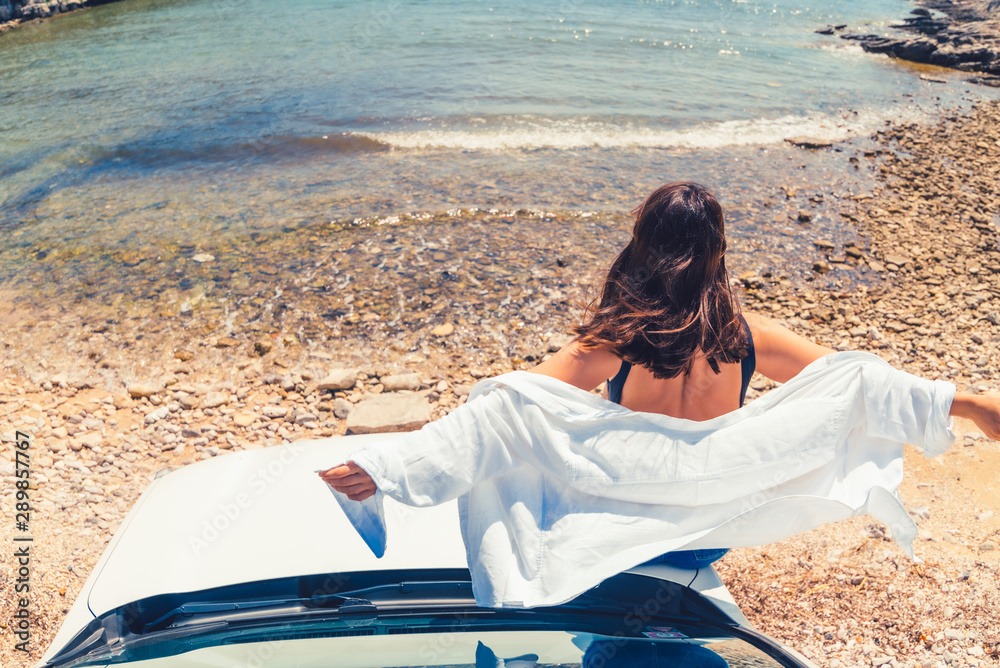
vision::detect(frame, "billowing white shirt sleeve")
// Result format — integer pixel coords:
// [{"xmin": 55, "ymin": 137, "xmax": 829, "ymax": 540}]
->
[{"xmin": 331, "ymin": 351, "xmax": 955, "ymax": 608}]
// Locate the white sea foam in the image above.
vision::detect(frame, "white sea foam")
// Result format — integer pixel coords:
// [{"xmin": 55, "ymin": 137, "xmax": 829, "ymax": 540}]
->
[{"xmin": 349, "ymin": 106, "xmax": 935, "ymax": 152}]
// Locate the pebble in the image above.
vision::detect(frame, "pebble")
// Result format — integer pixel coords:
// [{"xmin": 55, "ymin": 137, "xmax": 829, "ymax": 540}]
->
[
  {"xmin": 233, "ymin": 413, "xmax": 255, "ymax": 427},
  {"xmin": 262, "ymin": 406, "xmax": 289, "ymax": 419},
  {"xmin": 127, "ymin": 382, "xmax": 160, "ymax": 398},
  {"xmin": 431, "ymin": 323, "xmax": 455, "ymax": 336},
  {"xmin": 144, "ymin": 407, "xmax": 169, "ymax": 424},
  {"xmin": 76, "ymin": 432, "xmax": 102, "ymax": 449},
  {"xmin": 332, "ymin": 398, "xmax": 353, "ymax": 419},
  {"xmin": 191, "ymin": 253, "xmax": 215, "ymax": 263},
  {"xmin": 317, "ymin": 369, "xmax": 358, "ymax": 391},
  {"xmin": 202, "ymin": 391, "xmax": 229, "ymax": 408}
]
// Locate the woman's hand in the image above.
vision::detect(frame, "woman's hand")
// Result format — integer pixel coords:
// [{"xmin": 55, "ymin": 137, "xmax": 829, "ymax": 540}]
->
[
  {"xmin": 318, "ymin": 461, "xmax": 377, "ymax": 501},
  {"xmin": 950, "ymin": 392, "xmax": 1000, "ymax": 441}
]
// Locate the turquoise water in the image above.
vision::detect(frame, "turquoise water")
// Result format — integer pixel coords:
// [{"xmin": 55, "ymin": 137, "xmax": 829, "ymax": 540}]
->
[{"xmin": 0, "ymin": 0, "xmax": 997, "ymax": 298}]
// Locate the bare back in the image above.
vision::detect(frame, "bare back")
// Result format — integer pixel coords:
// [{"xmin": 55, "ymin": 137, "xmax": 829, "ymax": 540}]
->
[{"xmin": 530, "ymin": 312, "xmax": 835, "ymax": 421}]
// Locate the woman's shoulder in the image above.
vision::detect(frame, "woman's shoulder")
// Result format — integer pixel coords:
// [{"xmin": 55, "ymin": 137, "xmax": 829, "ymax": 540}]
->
[{"xmin": 528, "ymin": 339, "xmax": 622, "ymax": 392}]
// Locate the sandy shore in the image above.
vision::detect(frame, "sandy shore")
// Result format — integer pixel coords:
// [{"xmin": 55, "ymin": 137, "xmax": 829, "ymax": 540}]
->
[{"xmin": 2, "ymin": 101, "xmax": 1000, "ymax": 668}]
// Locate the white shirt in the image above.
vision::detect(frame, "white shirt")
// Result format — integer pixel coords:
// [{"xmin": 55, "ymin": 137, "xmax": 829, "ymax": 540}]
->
[{"xmin": 332, "ymin": 351, "xmax": 955, "ymax": 608}]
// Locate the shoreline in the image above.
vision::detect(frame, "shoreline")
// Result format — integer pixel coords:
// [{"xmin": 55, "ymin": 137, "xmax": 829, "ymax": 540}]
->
[{"xmin": 0, "ymin": 0, "xmax": 125, "ymax": 34}]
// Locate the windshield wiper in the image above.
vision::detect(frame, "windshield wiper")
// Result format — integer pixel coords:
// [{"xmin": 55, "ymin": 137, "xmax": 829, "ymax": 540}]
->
[{"xmin": 143, "ymin": 595, "xmax": 376, "ymax": 633}]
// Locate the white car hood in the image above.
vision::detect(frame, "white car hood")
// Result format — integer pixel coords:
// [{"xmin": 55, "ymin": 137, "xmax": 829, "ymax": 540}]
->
[{"xmin": 42, "ymin": 435, "xmax": 468, "ymax": 664}]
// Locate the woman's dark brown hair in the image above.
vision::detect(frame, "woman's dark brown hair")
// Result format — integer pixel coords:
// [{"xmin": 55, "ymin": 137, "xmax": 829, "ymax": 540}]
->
[{"xmin": 574, "ymin": 181, "xmax": 747, "ymax": 379}]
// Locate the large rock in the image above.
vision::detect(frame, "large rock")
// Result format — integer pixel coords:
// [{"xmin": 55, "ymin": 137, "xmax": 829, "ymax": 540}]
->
[
  {"xmin": 317, "ymin": 368, "xmax": 358, "ymax": 391},
  {"xmin": 346, "ymin": 394, "xmax": 430, "ymax": 434},
  {"xmin": 380, "ymin": 373, "xmax": 421, "ymax": 392}
]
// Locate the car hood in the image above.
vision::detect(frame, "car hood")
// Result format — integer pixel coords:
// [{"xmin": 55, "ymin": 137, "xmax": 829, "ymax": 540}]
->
[
  {"xmin": 41, "ymin": 435, "xmax": 468, "ymax": 665},
  {"xmin": 41, "ymin": 434, "xmax": 763, "ymax": 666}
]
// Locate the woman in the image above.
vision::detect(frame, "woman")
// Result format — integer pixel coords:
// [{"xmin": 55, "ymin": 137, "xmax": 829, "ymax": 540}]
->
[{"xmin": 321, "ymin": 182, "xmax": 1000, "ymax": 507}]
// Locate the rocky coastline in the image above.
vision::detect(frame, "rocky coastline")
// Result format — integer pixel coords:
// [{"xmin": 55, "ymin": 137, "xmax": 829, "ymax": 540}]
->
[
  {"xmin": 837, "ymin": 0, "xmax": 1000, "ymax": 83},
  {"xmin": 0, "ymin": 0, "xmax": 123, "ymax": 34}
]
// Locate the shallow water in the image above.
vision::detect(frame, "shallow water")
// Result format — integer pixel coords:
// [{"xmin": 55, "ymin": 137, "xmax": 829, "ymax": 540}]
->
[{"xmin": 1, "ymin": 0, "xmax": 998, "ymax": 313}]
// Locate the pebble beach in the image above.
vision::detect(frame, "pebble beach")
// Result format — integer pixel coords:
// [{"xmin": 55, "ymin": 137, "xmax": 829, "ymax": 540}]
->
[
  {"xmin": 4, "ymin": 0, "xmax": 1000, "ymax": 665},
  {"xmin": 2, "ymin": 98, "xmax": 1000, "ymax": 667}
]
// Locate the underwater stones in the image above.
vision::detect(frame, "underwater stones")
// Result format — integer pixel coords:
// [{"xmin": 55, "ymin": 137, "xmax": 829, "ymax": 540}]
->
[{"xmin": 431, "ymin": 323, "xmax": 454, "ymax": 337}]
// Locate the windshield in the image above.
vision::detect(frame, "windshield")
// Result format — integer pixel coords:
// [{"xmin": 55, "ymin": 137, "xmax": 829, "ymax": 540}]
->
[
  {"xmin": 114, "ymin": 631, "xmax": 788, "ymax": 667},
  {"xmin": 47, "ymin": 571, "xmax": 803, "ymax": 668}
]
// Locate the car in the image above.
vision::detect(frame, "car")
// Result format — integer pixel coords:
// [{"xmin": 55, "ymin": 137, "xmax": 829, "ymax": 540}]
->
[{"xmin": 39, "ymin": 435, "xmax": 819, "ymax": 668}]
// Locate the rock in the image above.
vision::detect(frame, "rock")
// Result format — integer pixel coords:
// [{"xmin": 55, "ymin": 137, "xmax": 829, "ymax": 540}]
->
[
  {"xmin": 233, "ymin": 413, "xmax": 255, "ymax": 427},
  {"xmin": 177, "ymin": 394, "xmax": 199, "ymax": 409},
  {"xmin": 181, "ymin": 428, "xmax": 202, "ymax": 438},
  {"xmin": 812, "ymin": 239, "xmax": 836, "ymax": 250},
  {"xmin": 192, "ymin": 253, "xmax": 215, "ymax": 263},
  {"xmin": 174, "ymin": 349, "xmax": 195, "ymax": 361},
  {"xmin": 215, "ymin": 337, "xmax": 239, "ymax": 348},
  {"xmin": 202, "ymin": 391, "xmax": 229, "ymax": 408},
  {"xmin": 332, "ymin": 398, "xmax": 353, "ymax": 419},
  {"xmin": 980, "ymin": 541, "xmax": 997, "ymax": 551},
  {"xmin": 797, "ymin": 211, "xmax": 813, "ymax": 223},
  {"xmin": 144, "ymin": 407, "xmax": 169, "ymax": 424},
  {"xmin": 812, "ymin": 261, "xmax": 831, "ymax": 274},
  {"xmin": 785, "ymin": 136, "xmax": 835, "ymax": 149},
  {"xmin": 317, "ymin": 368, "xmax": 358, "ymax": 391},
  {"xmin": 254, "ymin": 339, "xmax": 273, "ymax": 356},
  {"xmin": 381, "ymin": 373, "xmax": 421, "ymax": 391},
  {"xmin": 127, "ymin": 382, "xmax": 159, "ymax": 398},
  {"xmin": 346, "ymin": 394, "xmax": 431, "ymax": 434},
  {"xmin": 294, "ymin": 411, "xmax": 318, "ymax": 426},
  {"xmin": 262, "ymin": 405, "xmax": 288, "ymax": 419},
  {"xmin": 431, "ymin": 323, "xmax": 455, "ymax": 337},
  {"xmin": 76, "ymin": 432, "xmax": 102, "ymax": 449}
]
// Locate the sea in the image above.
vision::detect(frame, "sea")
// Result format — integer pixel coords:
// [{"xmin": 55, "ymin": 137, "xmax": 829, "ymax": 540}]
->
[{"xmin": 1, "ymin": 0, "xmax": 998, "ymax": 305}]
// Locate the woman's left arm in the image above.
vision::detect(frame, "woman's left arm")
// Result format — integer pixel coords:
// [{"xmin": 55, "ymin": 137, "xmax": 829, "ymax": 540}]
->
[
  {"xmin": 950, "ymin": 392, "xmax": 1000, "ymax": 440},
  {"xmin": 527, "ymin": 339, "xmax": 621, "ymax": 391}
]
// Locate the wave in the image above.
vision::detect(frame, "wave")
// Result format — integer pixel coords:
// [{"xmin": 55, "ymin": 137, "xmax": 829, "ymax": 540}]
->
[{"xmin": 348, "ymin": 107, "xmax": 935, "ymax": 151}]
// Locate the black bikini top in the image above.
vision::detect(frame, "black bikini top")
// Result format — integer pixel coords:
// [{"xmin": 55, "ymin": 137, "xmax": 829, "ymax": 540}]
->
[{"xmin": 606, "ymin": 315, "xmax": 756, "ymax": 407}]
